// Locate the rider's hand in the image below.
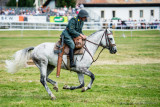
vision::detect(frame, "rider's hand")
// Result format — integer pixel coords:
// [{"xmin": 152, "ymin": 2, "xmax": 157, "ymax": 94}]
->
[{"xmin": 80, "ymin": 34, "xmax": 87, "ymax": 39}]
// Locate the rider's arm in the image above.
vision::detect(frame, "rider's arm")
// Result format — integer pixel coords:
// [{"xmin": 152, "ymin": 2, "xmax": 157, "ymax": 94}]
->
[
  {"xmin": 80, "ymin": 22, "xmax": 84, "ymax": 35},
  {"xmin": 79, "ymin": 22, "xmax": 86, "ymax": 39},
  {"xmin": 68, "ymin": 18, "xmax": 80, "ymax": 38},
  {"xmin": 80, "ymin": 34, "xmax": 86, "ymax": 39}
]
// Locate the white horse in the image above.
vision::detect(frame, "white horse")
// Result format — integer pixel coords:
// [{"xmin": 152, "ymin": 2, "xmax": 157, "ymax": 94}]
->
[{"xmin": 6, "ymin": 29, "xmax": 117, "ymax": 100}]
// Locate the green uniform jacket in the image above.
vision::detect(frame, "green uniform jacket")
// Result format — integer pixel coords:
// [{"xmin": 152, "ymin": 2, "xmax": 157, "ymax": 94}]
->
[{"xmin": 61, "ymin": 17, "xmax": 84, "ymax": 49}]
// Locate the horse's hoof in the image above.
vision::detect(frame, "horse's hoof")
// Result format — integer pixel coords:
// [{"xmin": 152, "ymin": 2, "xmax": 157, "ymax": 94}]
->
[
  {"xmin": 63, "ymin": 85, "xmax": 70, "ymax": 89},
  {"xmin": 53, "ymin": 86, "xmax": 58, "ymax": 92},
  {"xmin": 81, "ymin": 87, "xmax": 86, "ymax": 92},
  {"xmin": 63, "ymin": 85, "xmax": 67, "ymax": 89},
  {"xmin": 51, "ymin": 96, "xmax": 56, "ymax": 100}
]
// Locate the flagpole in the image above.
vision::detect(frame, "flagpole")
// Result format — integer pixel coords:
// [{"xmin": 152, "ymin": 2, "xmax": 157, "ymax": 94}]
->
[{"xmin": 16, "ymin": 0, "xmax": 18, "ymax": 7}]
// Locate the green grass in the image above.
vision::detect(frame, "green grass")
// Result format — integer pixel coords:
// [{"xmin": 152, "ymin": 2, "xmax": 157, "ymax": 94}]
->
[{"xmin": 0, "ymin": 30, "xmax": 160, "ymax": 106}]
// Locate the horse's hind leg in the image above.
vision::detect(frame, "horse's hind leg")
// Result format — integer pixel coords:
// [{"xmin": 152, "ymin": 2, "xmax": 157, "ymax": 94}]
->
[
  {"xmin": 39, "ymin": 61, "xmax": 56, "ymax": 100},
  {"xmin": 46, "ymin": 64, "xmax": 58, "ymax": 92},
  {"xmin": 63, "ymin": 73, "xmax": 85, "ymax": 90}
]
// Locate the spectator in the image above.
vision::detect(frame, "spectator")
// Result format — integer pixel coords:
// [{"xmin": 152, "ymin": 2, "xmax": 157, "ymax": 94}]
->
[
  {"xmin": 26, "ymin": 10, "xmax": 29, "ymax": 15},
  {"xmin": 11, "ymin": 9, "xmax": 15, "ymax": 15},
  {"xmin": 4, "ymin": 9, "xmax": 9, "ymax": 15},
  {"xmin": 64, "ymin": 6, "xmax": 68, "ymax": 13},
  {"xmin": 32, "ymin": 10, "xmax": 36, "ymax": 15},
  {"xmin": 8, "ymin": 8, "xmax": 12, "ymax": 14},
  {"xmin": 68, "ymin": 6, "xmax": 72, "ymax": 14},
  {"xmin": 72, "ymin": 8, "xmax": 76, "ymax": 14},
  {"xmin": 76, "ymin": 9, "xmax": 79, "ymax": 15},
  {"xmin": 1, "ymin": 8, "xmax": 5, "ymax": 15},
  {"xmin": 67, "ymin": 13, "xmax": 72, "ymax": 20},
  {"xmin": 53, "ymin": 8, "xmax": 58, "ymax": 16},
  {"xmin": 75, "ymin": 3, "xmax": 79, "ymax": 11},
  {"xmin": 59, "ymin": 8, "xmax": 65, "ymax": 16},
  {"xmin": 46, "ymin": 7, "xmax": 50, "ymax": 13},
  {"xmin": 79, "ymin": 4, "xmax": 84, "ymax": 9},
  {"xmin": 36, "ymin": 8, "xmax": 42, "ymax": 15},
  {"xmin": 42, "ymin": 6, "xmax": 46, "ymax": 13},
  {"xmin": 23, "ymin": 10, "xmax": 26, "ymax": 15},
  {"xmin": 28, "ymin": 10, "xmax": 32, "ymax": 15}
]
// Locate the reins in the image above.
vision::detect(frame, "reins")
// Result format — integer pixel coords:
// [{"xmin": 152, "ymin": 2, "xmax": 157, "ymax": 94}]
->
[{"xmin": 78, "ymin": 29, "xmax": 113, "ymax": 64}]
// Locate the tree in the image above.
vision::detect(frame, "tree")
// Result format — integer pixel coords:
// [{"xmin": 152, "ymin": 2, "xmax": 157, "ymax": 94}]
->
[
  {"xmin": 6, "ymin": 0, "xmax": 35, "ymax": 7},
  {"xmin": 67, "ymin": 0, "xmax": 76, "ymax": 8},
  {"xmin": 6, "ymin": 0, "xmax": 16, "ymax": 7},
  {"xmin": 56, "ymin": 0, "xmax": 76, "ymax": 8}
]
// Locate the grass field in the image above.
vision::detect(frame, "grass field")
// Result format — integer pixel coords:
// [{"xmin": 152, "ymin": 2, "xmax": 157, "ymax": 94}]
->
[{"xmin": 0, "ymin": 30, "xmax": 160, "ymax": 106}]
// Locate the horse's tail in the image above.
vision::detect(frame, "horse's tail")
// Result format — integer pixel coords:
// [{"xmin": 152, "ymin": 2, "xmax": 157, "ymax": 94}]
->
[{"xmin": 5, "ymin": 47, "xmax": 34, "ymax": 74}]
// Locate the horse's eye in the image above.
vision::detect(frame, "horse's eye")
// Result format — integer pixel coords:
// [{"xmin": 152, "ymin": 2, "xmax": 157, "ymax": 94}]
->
[{"xmin": 109, "ymin": 38, "xmax": 112, "ymax": 40}]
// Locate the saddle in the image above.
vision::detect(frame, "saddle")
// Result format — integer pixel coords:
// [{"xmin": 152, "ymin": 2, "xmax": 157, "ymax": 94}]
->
[{"xmin": 54, "ymin": 35, "xmax": 85, "ymax": 77}]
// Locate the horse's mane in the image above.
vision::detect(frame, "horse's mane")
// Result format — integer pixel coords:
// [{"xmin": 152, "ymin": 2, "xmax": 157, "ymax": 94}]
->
[{"xmin": 87, "ymin": 29, "xmax": 104, "ymax": 38}]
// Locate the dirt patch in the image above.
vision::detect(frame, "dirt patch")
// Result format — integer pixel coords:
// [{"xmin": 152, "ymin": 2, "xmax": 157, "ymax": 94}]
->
[
  {"xmin": 93, "ymin": 58, "xmax": 160, "ymax": 65},
  {"xmin": 1, "ymin": 58, "xmax": 160, "ymax": 68}
]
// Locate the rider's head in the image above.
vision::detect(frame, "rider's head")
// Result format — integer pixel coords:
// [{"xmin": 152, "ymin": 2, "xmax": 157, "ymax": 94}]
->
[{"xmin": 78, "ymin": 9, "xmax": 89, "ymax": 21}]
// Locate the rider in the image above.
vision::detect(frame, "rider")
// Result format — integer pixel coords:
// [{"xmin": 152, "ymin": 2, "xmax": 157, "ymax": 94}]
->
[{"xmin": 61, "ymin": 9, "xmax": 89, "ymax": 67}]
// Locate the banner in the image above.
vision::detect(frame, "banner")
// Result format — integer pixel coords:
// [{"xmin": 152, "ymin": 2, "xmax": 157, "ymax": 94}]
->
[
  {"xmin": 0, "ymin": 16, "xmax": 19, "ymax": 22},
  {"xmin": 50, "ymin": 16, "xmax": 68, "ymax": 23},
  {"xmin": 27, "ymin": 16, "xmax": 46, "ymax": 23},
  {"xmin": 19, "ymin": 16, "xmax": 24, "ymax": 21}
]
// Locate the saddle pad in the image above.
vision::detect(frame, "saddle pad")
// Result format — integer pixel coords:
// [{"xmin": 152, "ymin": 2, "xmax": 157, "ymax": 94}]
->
[{"xmin": 54, "ymin": 41, "xmax": 84, "ymax": 55}]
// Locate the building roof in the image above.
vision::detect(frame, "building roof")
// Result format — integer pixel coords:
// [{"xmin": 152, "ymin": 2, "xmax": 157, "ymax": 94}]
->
[
  {"xmin": 77, "ymin": 0, "xmax": 160, "ymax": 4},
  {"xmin": 77, "ymin": 0, "xmax": 160, "ymax": 7}
]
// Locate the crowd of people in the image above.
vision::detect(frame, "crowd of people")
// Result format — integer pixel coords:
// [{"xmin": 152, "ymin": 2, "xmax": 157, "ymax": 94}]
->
[
  {"xmin": 0, "ymin": 8, "xmax": 16, "ymax": 15},
  {"xmin": 0, "ymin": 3, "xmax": 84, "ymax": 20},
  {"xmin": 0, "ymin": 4, "xmax": 159, "ymax": 29},
  {"xmin": 107, "ymin": 19, "xmax": 160, "ymax": 29}
]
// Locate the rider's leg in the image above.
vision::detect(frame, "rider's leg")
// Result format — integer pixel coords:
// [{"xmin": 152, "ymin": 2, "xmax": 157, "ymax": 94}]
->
[
  {"xmin": 69, "ymin": 47, "xmax": 76, "ymax": 67},
  {"xmin": 64, "ymin": 36, "xmax": 76, "ymax": 67}
]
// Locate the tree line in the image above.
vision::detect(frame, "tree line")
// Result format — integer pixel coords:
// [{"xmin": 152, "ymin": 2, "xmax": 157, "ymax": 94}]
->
[{"xmin": 6, "ymin": 0, "xmax": 76, "ymax": 7}]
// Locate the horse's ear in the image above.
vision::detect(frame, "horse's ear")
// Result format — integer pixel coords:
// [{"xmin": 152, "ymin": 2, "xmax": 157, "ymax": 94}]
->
[
  {"xmin": 107, "ymin": 29, "xmax": 113, "ymax": 34},
  {"xmin": 105, "ymin": 29, "xmax": 108, "ymax": 34},
  {"xmin": 110, "ymin": 30, "xmax": 113, "ymax": 34}
]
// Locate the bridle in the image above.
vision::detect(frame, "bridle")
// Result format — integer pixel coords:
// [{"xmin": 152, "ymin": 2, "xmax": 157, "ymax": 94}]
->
[
  {"xmin": 103, "ymin": 30, "xmax": 116, "ymax": 49},
  {"xmin": 86, "ymin": 29, "xmax": 115, "ymax": 48},
  {"xmin": 79, "ymin": 29, "xmax": 116, "ymax": 63}
]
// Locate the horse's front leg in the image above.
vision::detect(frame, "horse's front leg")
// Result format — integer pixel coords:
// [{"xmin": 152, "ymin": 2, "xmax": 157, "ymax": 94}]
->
[
  {"xmin": 80, "ymin": 68, "xmax": 95, "ymax": 92},
  {"xmin": 63, "ymin": 73, "xmax": 85, "ymax": 90}
]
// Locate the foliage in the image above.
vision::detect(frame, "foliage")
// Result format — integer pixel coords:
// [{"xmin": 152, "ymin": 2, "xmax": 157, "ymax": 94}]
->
[
  {"xmin": 56, "ymin": 0, "xmax": 76, "ymax": 8},
  {"xmin": 6, "ymin": 0, "xmax": 35, "ymax": 7}
]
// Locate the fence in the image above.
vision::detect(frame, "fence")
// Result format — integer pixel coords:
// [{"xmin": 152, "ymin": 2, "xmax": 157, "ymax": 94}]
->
[{"xmin": 0, "ymin": 21, "xmax": 160, "ymax": 31}]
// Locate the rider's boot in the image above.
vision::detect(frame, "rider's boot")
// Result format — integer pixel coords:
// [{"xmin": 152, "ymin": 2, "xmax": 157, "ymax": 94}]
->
[{"xmin": 69, "ymin": 48, "xmax": 76, "ymax": 67}]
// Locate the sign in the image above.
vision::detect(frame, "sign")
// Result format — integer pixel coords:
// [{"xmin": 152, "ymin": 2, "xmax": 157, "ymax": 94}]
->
[
  {"xmin": 27, "ymin": 16, "xmax": 46, "ymax": 23},
  {"xmin": 50, "ymin": 16, "xmax": 68, "ymax": 23},
  {"xmin": 19, "ymin": 16, "xmax": 24, "ymax": 21},
  {"xmin": 0, "ymin": 16, "xmax": 19, "ymax": 22}
]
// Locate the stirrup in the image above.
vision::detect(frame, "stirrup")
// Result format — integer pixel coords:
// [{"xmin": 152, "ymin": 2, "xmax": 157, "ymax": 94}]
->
[
  {"xmin": 70, "ymin": 63, "xmax": 76, "ymax": 67},
  {"xmin": 70, "ymin": 61, "xmax": 76, "ymax": 67}
]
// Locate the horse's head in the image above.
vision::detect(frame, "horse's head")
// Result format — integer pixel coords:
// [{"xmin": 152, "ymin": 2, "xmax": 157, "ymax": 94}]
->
[{"xmin": 100, "ymin": 29, "xmax": 117, "ymax": 54}]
